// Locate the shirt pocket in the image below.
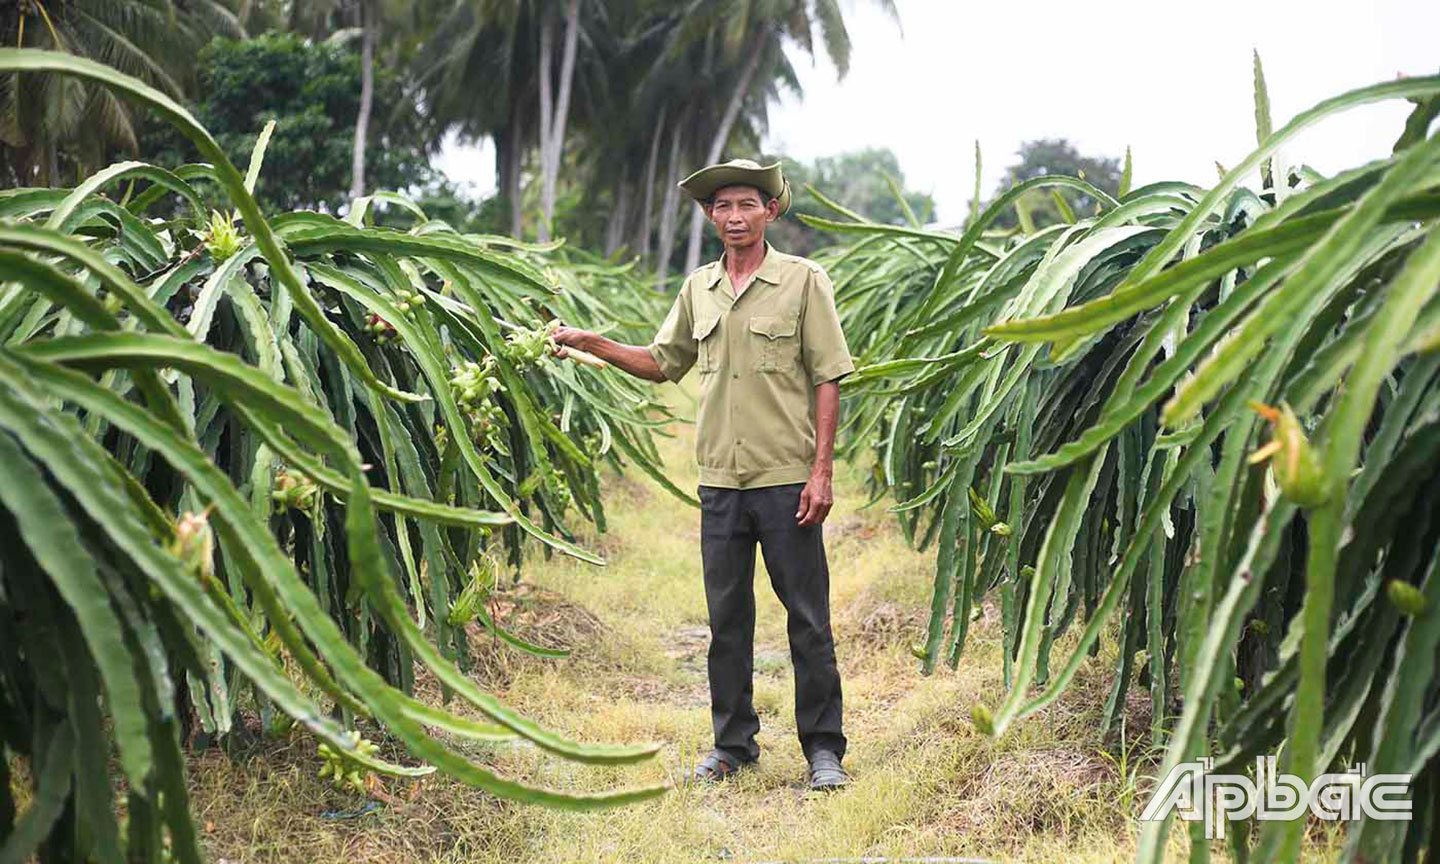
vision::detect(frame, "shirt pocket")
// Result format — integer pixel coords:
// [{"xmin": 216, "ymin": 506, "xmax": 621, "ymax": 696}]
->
[
  {"xmin": 693, "ymin": 316, "xmax": 721, "ymax": 373},
  {"xmin": 749, "ymin": 314, "xmax": 800, "ymax": 373}
]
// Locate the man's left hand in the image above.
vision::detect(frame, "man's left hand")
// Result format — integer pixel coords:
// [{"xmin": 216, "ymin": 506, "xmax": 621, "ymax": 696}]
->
[{"xmin": 796, "ymin": 471, "xmax": 834, "ymax": 527}]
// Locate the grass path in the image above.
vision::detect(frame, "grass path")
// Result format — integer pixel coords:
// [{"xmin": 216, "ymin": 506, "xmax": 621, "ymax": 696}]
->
[{"xmin": 189, "ymin": 382, "xmax": 1188, "ymax": 863}]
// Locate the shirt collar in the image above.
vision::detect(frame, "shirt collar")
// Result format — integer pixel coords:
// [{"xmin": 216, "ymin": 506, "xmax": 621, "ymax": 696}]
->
[{"xmin": 707, "ymin": 241, "xmax": 782, "ymax": 290}]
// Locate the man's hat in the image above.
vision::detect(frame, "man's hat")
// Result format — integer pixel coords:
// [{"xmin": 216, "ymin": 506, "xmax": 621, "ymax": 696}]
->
[{"xmin": 678, "ymin": 158, "xmax": 791, "ymax": 216}]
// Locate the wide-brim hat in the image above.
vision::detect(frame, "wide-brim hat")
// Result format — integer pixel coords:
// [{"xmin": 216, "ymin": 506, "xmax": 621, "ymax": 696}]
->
[{"xmin": 678, "ymin": 158, "xmax": 791, "ymax": 216}]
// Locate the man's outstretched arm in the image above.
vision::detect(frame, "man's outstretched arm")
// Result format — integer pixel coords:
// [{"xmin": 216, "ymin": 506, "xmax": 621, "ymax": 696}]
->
[{"xmin": 551, "ymin": 327, "xmax": 669, "ymax": 382}]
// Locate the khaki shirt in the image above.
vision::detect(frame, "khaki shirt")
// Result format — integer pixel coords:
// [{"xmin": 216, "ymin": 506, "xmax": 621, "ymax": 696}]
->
[{"xmin": 647, "ymin": 243, "xmax": 855, "ymax": 489}]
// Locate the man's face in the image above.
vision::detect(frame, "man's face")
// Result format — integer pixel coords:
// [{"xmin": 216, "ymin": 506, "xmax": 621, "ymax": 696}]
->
[{"xmin": 704, "ymin": 185, "xmax": 778, "ymax": 248}]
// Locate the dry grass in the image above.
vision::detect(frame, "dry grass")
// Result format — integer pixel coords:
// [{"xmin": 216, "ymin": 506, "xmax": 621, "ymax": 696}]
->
[{"xmin": 174, "ymin": 380, "xmax": 1340, "ymax": 863}]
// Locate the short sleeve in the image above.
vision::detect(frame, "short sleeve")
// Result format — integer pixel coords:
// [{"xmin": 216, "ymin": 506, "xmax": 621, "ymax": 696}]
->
[
  {"xmin": 801, "ymin": 267, "xmax": 855, "ymax": 386},
  {"xmin": 646, "ymin": 279, "xmax": 698, "ymax": 383}
]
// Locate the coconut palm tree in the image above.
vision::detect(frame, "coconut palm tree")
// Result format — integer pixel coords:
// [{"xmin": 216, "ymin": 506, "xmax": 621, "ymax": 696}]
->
[
  {"xmin": 411, "ymin": 0, "xmax": 887, "ymax": 259},
  {"xmin": 416, "ymin": 0, "xmax": 608, "ymax": 240},
  {"xmin": 676, "ymin": 0, "xmax": 898, "ymax": 274},
  {"xmin": 645, "ymin": 21, "xmax": 768, "ymax": 289},
  {"xmin": 0, "ymin": 0, "xmax": 243, "ymax": 185},
  {"xmin": 416, "ymin": 0, "xmax": 541, "ymax": 237},
  {"xmin": 556, "ymin": 2, "xmax": 673, "ymax": 255}
]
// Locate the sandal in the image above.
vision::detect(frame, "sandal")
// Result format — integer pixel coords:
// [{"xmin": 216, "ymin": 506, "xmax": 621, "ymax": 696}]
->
[
  {"xmin": 807, "ymin": 750, "xmax": 850, "ymax": 791},
  {"xmin": 690, "ymin": 749, "xmax": 750, "ymax": 784}
]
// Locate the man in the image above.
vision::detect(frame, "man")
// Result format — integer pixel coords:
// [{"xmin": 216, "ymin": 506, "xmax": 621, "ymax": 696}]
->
[{"xmin": 551, "ymin": 158, "xmax": 854, "ymax": 791}]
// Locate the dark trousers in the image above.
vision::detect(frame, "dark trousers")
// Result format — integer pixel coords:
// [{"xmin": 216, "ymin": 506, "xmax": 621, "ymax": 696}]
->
[{"xmin": 698, "ymin": 483, "xmax": 846, "ymax": 763}]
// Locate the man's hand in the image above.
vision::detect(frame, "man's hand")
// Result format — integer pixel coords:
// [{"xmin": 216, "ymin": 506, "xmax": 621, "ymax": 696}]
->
[
  {"xmin": 550, "ymin": 325, "xmax": 593, "ymax": 360},
  {"xmin": 798, "ymin": 380, "xmax": 840, "ymax": 527},
  {"xmin": 549, "ymin": 324, "xmax": 667, "ymax": 382},
  {"xmin": 796, "ymin": 470, "xmax": 834, "ymax": 527}
]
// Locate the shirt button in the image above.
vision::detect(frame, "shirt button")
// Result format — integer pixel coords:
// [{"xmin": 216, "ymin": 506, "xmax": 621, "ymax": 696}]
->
[{"xmin": 732, "ymin": 371, "xmax": 739, "ymax": 379}]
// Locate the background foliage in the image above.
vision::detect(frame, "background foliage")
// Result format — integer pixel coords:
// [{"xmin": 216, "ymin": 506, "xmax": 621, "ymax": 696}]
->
[
  {"xmin": 2, "ymin": 0, "xmax": 909, "ymax": 285},
  {"xmin": 0, "ymin": 0, "xmax": 242, "ymax": 185},
  {"xmin": 141, "ymin": 33, "xmax": 433, "ymax": 214},
  {"xmin": 988, "ymin": 138, "xmax": 1124, "ymax": 230}
]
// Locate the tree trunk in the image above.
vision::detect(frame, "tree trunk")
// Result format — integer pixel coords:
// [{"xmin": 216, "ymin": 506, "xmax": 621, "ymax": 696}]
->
[
  {"xmin": 536, "ymin": 0, "xmax": 580, "ymax": 243},
  {"xmin": 604, "ymin": 174, "xmax": 632, "ymax": 257},
  {"xmin": 682, "ymin": 42, "xmax": 765, "ymax": 273},
  {"xmin": 536, "ymin": 10, "xmax": 554, "ymax": 241},
  {"xmin": 504, "ymin": 102, "xmax": 525, "ymax": 238},
  {"xmin": 548, "ymin": 0, "xmax": 581, "ymax": 219},
  {"xmin": 637, "ymin": 104, "xmax": 666, "ymax": 262},
  {"xmin": 653, "ymin": 118, "xmax": 685, "ymax": 293},
  {"xmin": 348, "ymin": 0, "xmax": 375, "ymax": 201},
  {"xmin": 39, "ymin": 140, "xmax": 55, "ymax": 187},
  {"xmin": 496, "ymin": 127, "xmax": 512, "ymax": 230}
]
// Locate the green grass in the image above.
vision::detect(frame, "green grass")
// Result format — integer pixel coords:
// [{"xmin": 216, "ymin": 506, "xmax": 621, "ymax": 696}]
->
[{"xmin": 178, "ymin": 380, "xmax": 1338, "ymax": 863}]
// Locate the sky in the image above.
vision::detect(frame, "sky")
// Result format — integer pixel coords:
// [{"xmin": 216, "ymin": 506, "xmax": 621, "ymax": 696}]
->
[{"xmin": 437, "ymin": 0, "xmax": 1440, "ymax": 224}]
